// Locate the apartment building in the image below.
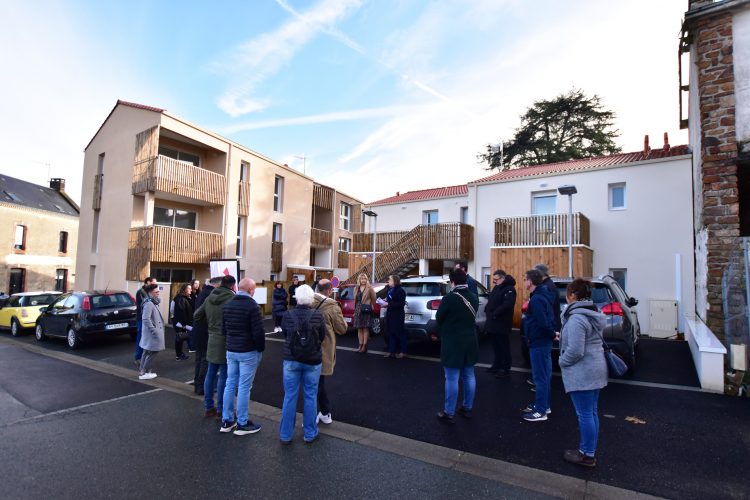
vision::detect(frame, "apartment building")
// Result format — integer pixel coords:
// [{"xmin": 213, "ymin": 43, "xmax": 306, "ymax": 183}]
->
[
  {"xmin": 310, "ymin": 183, "xmax": 362, "ymax": 273},
  {"xmin": 1, "ymin": 175, "xmax": 79, "ymax": 294},
  {"xmin": 76, "ymin": 100, "xmax": 362, "ymax": 291}
]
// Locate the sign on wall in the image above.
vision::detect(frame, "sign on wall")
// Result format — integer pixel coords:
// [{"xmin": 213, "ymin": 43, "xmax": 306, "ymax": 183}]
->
[{"xmin": 209, "ymin": 259, "xmax": 240, "ymax": 279}]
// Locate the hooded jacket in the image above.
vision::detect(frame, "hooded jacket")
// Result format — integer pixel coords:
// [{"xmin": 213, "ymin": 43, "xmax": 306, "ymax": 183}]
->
[
  {"xmin": 193, "ymin": 286, "xmax": 235, "ymax": 364},
  {"xmin": 523, "ymin": 284, "xmax": 556, "ymax": 348},
  {"xmin": 559, "ymin": 301, "xmax": 608, "ymax": 393},
  {"xmin": 484, "ymin": 275, "xmax": 517, "ymax": 335}
]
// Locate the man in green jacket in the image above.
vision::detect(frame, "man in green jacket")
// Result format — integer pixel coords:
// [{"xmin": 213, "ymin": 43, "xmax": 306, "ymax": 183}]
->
[
  {"xmin": 194, "ymin": 275, "xmax": 236, "ymax": 418},
  {"xmin": 435, "ymin": 268, "xmax": 479, "ymax": 424}
]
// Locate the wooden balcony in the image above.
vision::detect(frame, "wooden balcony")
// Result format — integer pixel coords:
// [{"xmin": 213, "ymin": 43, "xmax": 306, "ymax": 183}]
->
[
  {"xmin": 337, "ymin": 251, "xmax": 349, "ymax": 268},
  {"xmin": 353, "ymin": 231, "xmax": 409, "ymax": 252},
  {"xmin": 494, "ymin": 213, "xmax": 590, "ymax": 247},
  {"xmin": 132, "ymin": 155, "xmax": 227, "ymax": 206},
  {"xmin": 352, "ymin": 223, "xmax": 474, "ymax": 261},
  {"xmin": 313, "ymin": 184, "xmax": 334, "ymax": 210},
  {"xmin": 271, "ymin": 241, "xmax": 283, "ymax": 273},
  {"xmin": 238, "ymin": 180, "xmax": 251, "ymax": 216},
  {"xmin": 126, "ymin": 225, "xmax": 224, "ymax": 281},
  {"xmin": 310, "ymin": 228, "xmax": 332, "ymax": 248}
]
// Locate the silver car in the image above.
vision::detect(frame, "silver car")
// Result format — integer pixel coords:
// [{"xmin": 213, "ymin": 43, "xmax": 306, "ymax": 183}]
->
[{"xmin": 382, "ymin": 276, "xmax": 488, "ymax": 343}]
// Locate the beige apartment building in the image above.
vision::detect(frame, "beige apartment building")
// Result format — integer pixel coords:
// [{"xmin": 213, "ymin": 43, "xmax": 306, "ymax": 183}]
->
[
  {"xmin": 1, "ymin": 176, "xmax": 79, "ymax": 294},
  {"xmin": 75, "ymin": 100, "xmax": 362, "ymax": 291}
]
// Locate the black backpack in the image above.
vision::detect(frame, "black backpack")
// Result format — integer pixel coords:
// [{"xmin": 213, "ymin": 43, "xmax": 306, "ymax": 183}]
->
[{"xmin": 290, "ymin": 305, "xmax": 322, "ymax": 363}]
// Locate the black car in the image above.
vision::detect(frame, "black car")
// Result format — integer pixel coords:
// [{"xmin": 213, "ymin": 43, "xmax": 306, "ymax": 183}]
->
[
  {"xmin": 520, "ymin": 275, "xmax": 640, "ymax": 370},
  {"xmin": 35, "ymin": 290, "xmax": 137, "ymax": 349}
]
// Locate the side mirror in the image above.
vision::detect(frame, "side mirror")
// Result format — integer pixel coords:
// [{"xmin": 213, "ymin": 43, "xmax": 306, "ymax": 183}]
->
[
  {"xmin": 627, "ymin": 297, "xmax": 638, "ymax": 307},
  {"xmin": 39, "ymin": 307, "xmax": 48, "ymax": 313}
]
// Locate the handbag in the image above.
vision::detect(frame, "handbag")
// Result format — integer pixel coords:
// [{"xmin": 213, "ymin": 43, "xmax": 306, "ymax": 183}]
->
[
  {"xmin": 361, "ymin": 303, "xmax": 373, "ymax": 315},
  {"xmin": 594, "ymin": 329, "xmax": 628, "ymax": 378}
]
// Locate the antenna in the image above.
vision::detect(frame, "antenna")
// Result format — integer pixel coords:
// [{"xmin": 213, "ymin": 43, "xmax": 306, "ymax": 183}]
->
[{"xmin": 294, "ymin": 154, "xmax": 307, "ymax": 175}]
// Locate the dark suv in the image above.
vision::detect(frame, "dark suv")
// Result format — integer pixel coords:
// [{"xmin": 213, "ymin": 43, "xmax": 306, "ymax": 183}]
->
[
  {"xmin": 35, "ymin": 290, "xmax": 137, "ymax": 349},
  {"xmin": 521, "ymin": 275, "xmax": 640, "ymax": 370}
]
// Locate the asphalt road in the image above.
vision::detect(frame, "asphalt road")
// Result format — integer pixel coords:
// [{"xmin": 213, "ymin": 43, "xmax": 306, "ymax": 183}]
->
[{"xmin": 1, "ymin": 321, "xmax": 748, "ymax": 499}]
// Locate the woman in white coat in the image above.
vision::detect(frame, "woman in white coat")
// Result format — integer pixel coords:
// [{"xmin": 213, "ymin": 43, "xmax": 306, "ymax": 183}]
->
[{"xmin": 139, "ymin": 284, "xmax": 165, "ymax": 380}]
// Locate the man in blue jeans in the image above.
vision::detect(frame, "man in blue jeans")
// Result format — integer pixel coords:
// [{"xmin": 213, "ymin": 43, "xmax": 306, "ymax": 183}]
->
[
  {"xmin": 521, "ymin": 269, "xmax": 556, "ymax": 422},
  {"xmin": 220, "ymin": 277, "xmax": 265, "ymax": 435},
  {"xmin": 134, "ymin": 277, "xmax": 156, "ymax": 366}
]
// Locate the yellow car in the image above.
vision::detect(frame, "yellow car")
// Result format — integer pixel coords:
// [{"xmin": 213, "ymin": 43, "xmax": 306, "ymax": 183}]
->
[{"xmin": 0, "ymin": 292, "xmax": 61, "ymax": 336}]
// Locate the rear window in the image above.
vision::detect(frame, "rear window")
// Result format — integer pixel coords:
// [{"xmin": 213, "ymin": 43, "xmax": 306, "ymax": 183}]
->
[
  {"xmin": 556, "ymin": 283, "xmax": 613, "ymax": 306},
  {"xmin": 91, "ymin": 293, "xmax": 134, "ymax": 308},
  {"xmin": 338, "ymin": 286, "xmax": 355, "ymax": 300},
  {"xmin": 24, "ymin": 294, "xmax": 59, "ymax": 306},
  {"xmin": 402, "ymin": 282, "xmax": 449, "ymax": 297}
]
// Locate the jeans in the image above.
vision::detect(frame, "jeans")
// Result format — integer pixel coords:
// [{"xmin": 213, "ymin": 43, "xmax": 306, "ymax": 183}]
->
[
  {"xmin": 280, "ymin": 360, "xmax": 321, "ymax": 442},
  {"xmin": 134, "ymin": 319, "xmax": 143, "ymax": 361},
  {"xmin": 569, "ymin": 389, "xmax": 600, "ymax": 456},
  {"xmin": 443, "ymin": 365, "xmax": 476, "ymax": 415},
  {"xmin": 490, "ymin": 331, "xmax": 511, "ymax": 371},
  {"xmin": 530, "ymin": 345, "xmax": 552, "ymax": 413},
  {"xmin": 222, "ymin": 351, "xmax": 263, "ymax": 425},
  {"xmin": 203, "ymin": 362, "xmax": 227, "ymax": 411}
]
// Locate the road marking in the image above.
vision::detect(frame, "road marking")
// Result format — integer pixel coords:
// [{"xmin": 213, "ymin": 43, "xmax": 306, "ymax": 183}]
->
[{"xmin": 2, "ymin": 389, "xmax": 162, "ymax": 428}]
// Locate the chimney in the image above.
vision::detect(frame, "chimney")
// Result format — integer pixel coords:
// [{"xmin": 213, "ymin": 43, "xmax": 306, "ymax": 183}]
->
[
  {"xmin": 663, "ymin": 132, "xmax": 670, "ymax": 151},
  {"xmin": 396, "ymin": 191, "xmax": 400, "ymax": 196},
  {"xmin": 49, "ymin": 178, "xmax": 65, "ymax": 192},
  {"xmin": 643, "ymin": 135, "xmax": 650, "ymax": 155}
]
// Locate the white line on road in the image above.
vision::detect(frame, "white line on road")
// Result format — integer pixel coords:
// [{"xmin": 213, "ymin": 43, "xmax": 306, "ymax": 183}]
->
[{"xmin": 2, "ymin": 389, "xmax": 162, "ymax": 428}]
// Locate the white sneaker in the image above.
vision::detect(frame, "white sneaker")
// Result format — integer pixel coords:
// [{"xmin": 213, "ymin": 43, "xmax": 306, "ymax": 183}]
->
[
  {"xmin": 317, "ymin": 412, "xmax": 332, "ymax": 425},
  {"xmin": 138, "ymin": 373, "xmax": 157, "ymax": 380}
]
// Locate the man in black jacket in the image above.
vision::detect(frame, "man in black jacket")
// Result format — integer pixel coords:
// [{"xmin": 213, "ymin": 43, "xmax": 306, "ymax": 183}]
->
[
  {"xmin": 192, "ymin": 276, "xmax": 221, "ymax": 395},
  {"xmin": 484, "ymin": 270, "xmax": 517, "ymax": 377},
  {"xmin": 219, "ymin": 277, "xmax": 265, "ymax": 436},
  {"xmin": 288, "ymin": 276, "xmax": 300, "ymax": 307}
]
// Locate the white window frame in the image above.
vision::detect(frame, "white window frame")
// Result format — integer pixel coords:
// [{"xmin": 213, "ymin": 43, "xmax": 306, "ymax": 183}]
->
[
  {"xmin": 340, "ymin": 203, "xmax": 351, "ymax": 231},
  {"xmin": 236, "ymin": 217, "xmax": 245, "ymax": 257},
  {"xmin": 609, "ymin": 183, "xmax": 626, "ymax": 211},
  {"xmin": 274, "ymin": 176, "xmax": 284, "ymax": 213},
  {"xmin": 339, "ymin": 237, "xmax": 351, "ymax": 252},
  {"xmin": 239, "ymin": 161, "xmax": 250, "ymax": 181},
  {"xmin": 460, "ymin": 206, "xmax": 469, "ymax": 224},
  {"xmin": 532, "ymin": 192, "xmax": 557, "ymax": 215},
  {"xmin": 153, "ymin": 206, "xmax": 198, "ymax": 230},
  {"xmin": 609, "ymin": 268, "xmax": 627, "ymax": 291},
  {"xmin": 272, "ymin": 223, "xmax": 282, "ymax": 242},
  {"xmin": 14, "ymin": 224, "xmax": 26, "ymax": 250},
  {"xmin": 422, "ymin": 210, "xmax": 439, "ymax": 225}
]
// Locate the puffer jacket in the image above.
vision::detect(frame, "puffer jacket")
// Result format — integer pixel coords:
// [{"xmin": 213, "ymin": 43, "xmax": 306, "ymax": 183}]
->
[
  {"xmin": 281, "ymin": 305, "xmax": 326, "ymax": 365},
  {"xmin": 193, "ymin": 286, "xmax": 235, "ymax": 364},
  {"xmin": 272, "ymin": 288, "xmax": 288, "ymax": 318},
  {"xmin": 222, "ymin": 293, "xmax": 265, "ymax": 353},
  {"xmin": 559, "ymin": 301, "xmax": 608, "ymax": 393}
]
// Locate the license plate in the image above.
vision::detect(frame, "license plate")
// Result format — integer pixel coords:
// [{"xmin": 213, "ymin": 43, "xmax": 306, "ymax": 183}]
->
[
  {"xmin": 344, "ymin": 317, "xmax": 352, "ymax": 323},
  {"xmin": 106, "ymin": 323, "xmax": 128, "ymax": 330},
  {"xmin": 405, "ymin": 314, "xmax": 418, "ymax": 321}
]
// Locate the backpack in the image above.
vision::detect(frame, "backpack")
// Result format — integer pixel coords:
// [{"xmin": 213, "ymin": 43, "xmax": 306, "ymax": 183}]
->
[{"xmin": 290, "ymin": 303, "xmax": 323, "ymax": 363}]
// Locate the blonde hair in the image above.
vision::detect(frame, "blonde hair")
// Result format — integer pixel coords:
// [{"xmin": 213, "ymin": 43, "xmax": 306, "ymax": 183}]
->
[{"xmin": 358, "ymin": 274, "xmax": 369, "ymax": 286}]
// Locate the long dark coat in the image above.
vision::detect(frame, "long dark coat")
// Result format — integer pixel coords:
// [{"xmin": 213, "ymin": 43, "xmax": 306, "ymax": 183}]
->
[
  {"xmin": 484, "ymin": 275, "xmax": 517, "ymax": 335},
  {"xmin": 272, "ymin": 287, "xmax": 288, "ymax": 319},
  {"xmin": 385, "ymin": 285, "xmax": 406, "ymax": 336},
  {"xmin": 436, "ymin": 285, "xmax": 479, "ymax": 368}
]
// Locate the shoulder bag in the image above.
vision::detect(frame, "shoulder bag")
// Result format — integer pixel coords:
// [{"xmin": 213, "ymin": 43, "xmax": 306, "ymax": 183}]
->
[{"xmin": 593, "ymin": 328, "xmax": 628, "ymax": 378}]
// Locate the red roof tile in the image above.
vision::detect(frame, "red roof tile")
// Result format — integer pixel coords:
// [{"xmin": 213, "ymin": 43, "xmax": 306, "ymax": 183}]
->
[
  {"xmin": 469, "ymin": 145, "xmax": 691, "ymax": 184},
  {"xmin": 369, "ymin": 184, "xmax": 468, "ymax": 205}
]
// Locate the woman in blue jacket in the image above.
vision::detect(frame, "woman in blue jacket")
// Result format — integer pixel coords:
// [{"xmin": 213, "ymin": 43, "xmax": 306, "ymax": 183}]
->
[{"xmin": 384, "ymin": 275, "xmax": 407, "ymax": 358}]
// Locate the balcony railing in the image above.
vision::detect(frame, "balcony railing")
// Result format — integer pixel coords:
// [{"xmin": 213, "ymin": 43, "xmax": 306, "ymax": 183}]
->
[
  {"xmin": 132, "ymin": 155, "xmax": 227, "ymax": 206},
  {"xmin": 313, "ymin": 184, "xmax": 334, "ymax": 210},
  {"xmin": 353, "ymin": 231, "xmax": 409, "ymax": 252},
  {"xmin": 337, "ymin": 251, "xmax": 349, "ymax": 269},
  {"xmin": 271, "ymin": 241, "xmax": 283, "ymax": 273},
  {"xmin": 238, "ymin": 180, "xmax": 251, "ymax": 216},
  {"xmin": 494, "ymin": 213, "xmax": 590, "ymax": 247},
  {"xmin": 126, "ymin": 225, "xmax": 224, "ymax": 281},
  {"xmin": 310, "ymin": 228, "xmax": 332, "ymax": 248}
]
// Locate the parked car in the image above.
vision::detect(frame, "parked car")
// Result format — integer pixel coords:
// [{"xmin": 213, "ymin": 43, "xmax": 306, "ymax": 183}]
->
[
  {"xmin": 385, "ymin": 276, "xmax": 488, "ymax": 344},
  {"xmin": 335, "ymin": 283, "xmax": 387, "ymax": 335},
  {"xmin": 520, "ymin": 275, "xmax": 640, "ymax": 369},
  {"xmin": 35, "ymin": 290, "xmax": 138, "ymax": 349},
  {"xmin": 0, "ymin": 291, "xmax": 61, "ymax": 336}
]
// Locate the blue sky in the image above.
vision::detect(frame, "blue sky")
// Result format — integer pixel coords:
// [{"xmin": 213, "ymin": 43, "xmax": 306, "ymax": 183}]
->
[{"xmin": 0, "ymin": 0, "xmax": 689, "ymax": 204}]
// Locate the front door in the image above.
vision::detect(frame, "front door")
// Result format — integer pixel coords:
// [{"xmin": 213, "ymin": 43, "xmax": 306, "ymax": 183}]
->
[{"xmin": 8, "ymin": 268, "xmax": 25, "ymax": 294}]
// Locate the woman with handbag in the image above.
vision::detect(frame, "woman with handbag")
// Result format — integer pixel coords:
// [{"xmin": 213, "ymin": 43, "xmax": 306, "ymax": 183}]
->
[
  {"xmin": 353, "ymin": 273, "xmax": 376, "ymax": 353},
  {"xmin": 558, "ymin": 278, "xmax": 608, "ymax": 468},
  {"xmin": 172, "ymin": 283, "xmax": 193, "ymax": 361}
]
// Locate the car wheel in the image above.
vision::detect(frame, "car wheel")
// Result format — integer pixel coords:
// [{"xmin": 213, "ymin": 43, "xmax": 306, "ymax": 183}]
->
[
  {"xmin": 67, "ymin": 327, "xmax": 81, "ymax": 349},
  {"xmin": 35, "ymin": 323, "xmax": 47, "ymax": 341},
  {"xmin": 371, "ymin": 318, "xmax": 381, "ymax": 336},
  {"xmin": 10, "ymin": 318, "xmax": 22, "ymax": 337}
]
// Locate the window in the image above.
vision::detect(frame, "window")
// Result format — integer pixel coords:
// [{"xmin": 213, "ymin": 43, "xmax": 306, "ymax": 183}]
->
[
  {"xmin": 274, "ymin": 176, "xmax": 284, "ymax": 212},
  {"xmin": 422, "ymin": 210, "xmax": 439, "ymax": 225},
  {"xmin": 236, "ymin": 217, "xmax": 245, "ymax": 257},
  {"xmin": 91, "ymin": 211, "xmax": 100, "ymax": 252},
  {"xmin": 339, "ymin": 237, "xmax": 351, "ymax": 252},
  {"xmin": 58, "ymin": 231, "xmax": 68, "ymax": 253},
  {"xmin": 609, "ymin": 268, "xmax": 627, "ymax": 291},
  {"xmin": 154, "ymin": 207, "xmax": 197, "ymax": 230},
  {"xmin": 340, "ymin": 203, "xmax": 351, "ymax": 230},
  {"xmin": 14, "ymin": 225, "xmax": 26, "ymax": 250},
  {"xmin": 158, "ymin": 145, "xmax": 200, "ymax": 166},
  {"xmin": 88, "ymin": 265, "xmax": 96, "ymax": 289},
  {"xmin": 460, "ymin": 207, "xmax": 469, "ymax": 224},
  {"xmin": 270, "ymin": 273, "xmax": 278, "ymax": 282},
  {"xmin": 9, "ymin": 268, "xmax": 25, "ymax": 294},
  {"xmin": 272, "ymin": 223, "xmax": 282, "ymax": 242},
  {"xmin": 151, "ymin": 268, "xmax": 193, "ymax": 283},
  {"xmin": 240, "ymin": 161, "xmax": 249, "ymax": 181},
  {"xmin": 609, "ymin": 183, "xmax": 626, "ymax": 210},
  {"xmin": 532, "ymin": 193, "xmax": 556, "ymax": 215},
  {"xmin": 55, "ymin": 269, "xmax": 68, "ymax": 292}
]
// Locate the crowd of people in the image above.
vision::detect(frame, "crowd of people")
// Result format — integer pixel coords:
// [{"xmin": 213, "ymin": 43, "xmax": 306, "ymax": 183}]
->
[{"xmin": 132, "ymin": 263, "xmax": 609, "ymax": 466}]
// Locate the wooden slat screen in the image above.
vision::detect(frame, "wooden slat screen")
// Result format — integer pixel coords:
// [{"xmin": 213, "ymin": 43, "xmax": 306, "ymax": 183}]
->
[
  {"xmin": 271, "ymin": 241, "xmax": 283, "ymax": 273},
  {"xmin": 132, "ymin": 155, "xmax": 227, "ymax": 206},
  {"xmin": 351, "ymin": 203, "xmax": 363, "ymax": 233},
  {"xmin": 313, "ymin": 184, "xmax": 334, "ymax": 210},
  {"xmin": 352, "ymin": 231, "xmax": 409, "ymax": 252},
  {"xmin": 92, "ymin": 174, "xmax": 103, "ymax": 211},
  {"xmin": 134, "ymin": 126, "xmax": 159, "ymax": 165},
  {"xmin": 493, "ymin": 213, "xmax": 590, "ymax": 247},
  {"xmin": 310, "ymin": 228, "xmax": 332, "ymax": 248},
  {"xmin": 337, "ymin": 251, "xmax": 349, "ymax": 268},
  {"xmin": 238, "ymin": 180, "xmax": 251, "ymax": 216}
]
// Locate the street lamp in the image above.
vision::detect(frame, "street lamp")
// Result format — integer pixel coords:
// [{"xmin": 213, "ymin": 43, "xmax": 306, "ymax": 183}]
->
[
  {"xmin": 363, "ymin": 210, "xmax": 378, "ymax": 283},
  {"xmin": 557, "ymin": 184, "xmax": 577, "ymax": 278}
]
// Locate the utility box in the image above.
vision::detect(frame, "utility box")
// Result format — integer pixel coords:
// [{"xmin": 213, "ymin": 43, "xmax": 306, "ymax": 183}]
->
[
  {"xmin": 730, "ymin": 344, "xmax": 747, "ymax": 371},
  {"xmin": 649, "ymin": 300, "xmax": 678, "ymax": 338}
]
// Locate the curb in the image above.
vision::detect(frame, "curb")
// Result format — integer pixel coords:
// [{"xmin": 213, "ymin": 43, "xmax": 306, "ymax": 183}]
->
[{"xmin": 0, "ymin": 336, "xmax": 663, "ymax": 500}]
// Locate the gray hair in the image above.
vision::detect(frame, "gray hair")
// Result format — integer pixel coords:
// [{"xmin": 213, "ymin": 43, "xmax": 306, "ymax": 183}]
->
[
  {"xmin": 534, "ymin": 263, "xmax": 549, "ymax": 276},
  {"xmin": 294, "ymin": 284, "xmax": 315, "ymax": 306}
]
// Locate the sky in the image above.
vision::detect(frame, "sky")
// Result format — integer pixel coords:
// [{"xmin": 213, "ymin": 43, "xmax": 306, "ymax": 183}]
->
[{"xmin": 0, "ymin": 0, "xmax": 689, "ymax": 205}]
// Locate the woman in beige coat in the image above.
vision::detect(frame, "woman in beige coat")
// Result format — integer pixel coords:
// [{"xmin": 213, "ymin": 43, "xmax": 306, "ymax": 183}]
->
[{"xmin": 353, "ymin": 274, "xmax": 377, "ymax": 353}]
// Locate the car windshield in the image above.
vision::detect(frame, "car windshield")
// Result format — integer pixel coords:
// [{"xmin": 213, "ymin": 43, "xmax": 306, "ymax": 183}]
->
[
  {"xmin": 22, "ymin": 294, "xmax": 59, "ymax": 307},
  {"xmin": 91, "ymin": 293, "xmax": 134, "ymax": 308},
  {"xmin": 402, "ymin": 282, "xmax": 449, "ymax": 297}
]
